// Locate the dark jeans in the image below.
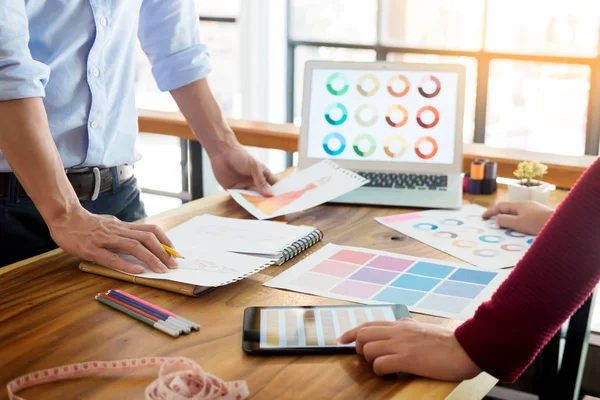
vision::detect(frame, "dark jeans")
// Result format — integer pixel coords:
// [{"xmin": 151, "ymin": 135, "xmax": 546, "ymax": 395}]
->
[{"xmin": 0, "ymin": 169, "xmax": 146, "ymax": 267}]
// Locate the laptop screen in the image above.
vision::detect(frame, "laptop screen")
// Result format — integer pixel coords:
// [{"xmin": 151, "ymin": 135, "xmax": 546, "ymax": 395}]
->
[{"xmin": 305, "ymin": 67, "xmax": 460, "ymax": 165}]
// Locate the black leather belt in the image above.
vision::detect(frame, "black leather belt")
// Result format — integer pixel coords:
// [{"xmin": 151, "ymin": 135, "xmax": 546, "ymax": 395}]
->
[{"xmin": 0, "ymin": 165, "xmax": 134, "ymax": 201}]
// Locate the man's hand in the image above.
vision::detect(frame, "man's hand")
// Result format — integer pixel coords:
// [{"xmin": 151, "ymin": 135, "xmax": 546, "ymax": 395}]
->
[
  {"xmin": 48, "ymin": 207, "xmax": 178, "ymax": 274},
  {"xmin": 482, "ymin": 201, "xmax": 554, "ymax": 235},
  {"xmin": 209, "ymin": 141, "xmax": 278, "ymax": 196},
  {"xmin": 338, "ymin": 319, "xmax": 481, "ymax": 381}
]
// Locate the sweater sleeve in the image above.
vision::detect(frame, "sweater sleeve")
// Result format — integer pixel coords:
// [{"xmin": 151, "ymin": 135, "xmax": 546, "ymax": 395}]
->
[{"xmin": 455, "ymin": 158, "xmax": 600, "ymax": 383}]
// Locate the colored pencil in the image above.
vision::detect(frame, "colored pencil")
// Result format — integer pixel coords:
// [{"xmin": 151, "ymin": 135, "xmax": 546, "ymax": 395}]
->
[
  {"xmin": 115, "ymin": 289, "xmax": 201, "ymax": 331},
  {"xmin": 161, "ymin": 244, "xmax": 184, "ymax": 259},
  {"xmin": 106, "ymin": 291, "xmax": 190, "ymax": 334},
  {"xmin": 100, "ymin": 294, "xmax": 184, "ymax": 334},
  {"xmin": 96, "ymin": 295, "xmax": 180, "ymax": 338}
]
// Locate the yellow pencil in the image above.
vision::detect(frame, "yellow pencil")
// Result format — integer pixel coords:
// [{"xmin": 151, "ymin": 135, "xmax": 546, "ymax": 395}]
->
[{"xmin": 162, "ymin": 244, "xmax": 184, "ymax": 259}]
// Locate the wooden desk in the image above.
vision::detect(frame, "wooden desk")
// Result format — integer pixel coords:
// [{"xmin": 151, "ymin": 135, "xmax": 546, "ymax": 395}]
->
[{"xmin": 0, "ymin": 187, "xmax": 568, "ymax": 400}]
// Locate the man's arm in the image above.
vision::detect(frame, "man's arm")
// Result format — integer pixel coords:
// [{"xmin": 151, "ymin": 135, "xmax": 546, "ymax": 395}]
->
[
  {"xmin": 137, "ymin": 0, "xmax": 277, "ymax": 195},
  {"xmin": 0, "ymin": 2, "xmax": 175, "ymax": 272}
]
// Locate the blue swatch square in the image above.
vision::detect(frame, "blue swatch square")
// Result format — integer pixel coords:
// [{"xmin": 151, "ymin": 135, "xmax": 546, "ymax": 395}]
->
[
  {"xmin": 372, "ymin": 287, "xmax": 425, "ymax": 306},
  {"xmin": 434, "ymin": 281, "xmax": 484, "ymax": 299},
  {"xmin": 390, "ymin": 274, "xmax": 440, "ymax": 292},
  {"xmin": 407, "ymin": 262, "xmax": 454, "ymax": 279},
  {"xmin": 449, "ymin": 269, "xmax": 497, "ymax": 285}
]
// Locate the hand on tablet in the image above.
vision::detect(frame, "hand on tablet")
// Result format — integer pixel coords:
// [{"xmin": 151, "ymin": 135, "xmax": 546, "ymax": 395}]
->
[
  {"xmin": 482, "ymin": 201, "xmax": 554, "ymax": 236},
  {"xmin": 337, "ymin": 319, "xmax": 481, "ymax": 381}
]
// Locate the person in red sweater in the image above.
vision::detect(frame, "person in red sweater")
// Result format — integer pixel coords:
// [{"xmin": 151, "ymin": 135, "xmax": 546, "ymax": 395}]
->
[{"xmin": 339, "ymin": 158, "xmax": 600, "ymax": 382}]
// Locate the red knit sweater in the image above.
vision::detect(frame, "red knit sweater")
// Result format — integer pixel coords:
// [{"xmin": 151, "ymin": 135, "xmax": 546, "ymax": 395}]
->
[{"xmin": 455, "ymin": 158, "xmax": 600, "ymax": 383}]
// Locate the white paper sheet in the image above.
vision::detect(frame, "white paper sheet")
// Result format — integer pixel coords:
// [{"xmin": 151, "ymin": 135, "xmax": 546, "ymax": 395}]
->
[
  {"xmin": 265, "ymin": 244, "xmax": 509, "ymax": 320},
  {"xmin": 375, "ymin": 204, "xmax": 535, "ymax": 270},
  {"xmin": 228, "ymin": 160, "xmax": 368, "ymax": 219},
  {"xmin": 166, "ymin": 214, "xmax": 316, "ymax": 256}
]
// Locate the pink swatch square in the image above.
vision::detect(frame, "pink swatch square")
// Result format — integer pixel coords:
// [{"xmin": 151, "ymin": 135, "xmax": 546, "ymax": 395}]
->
[
  {"xmin": 329, "ymin": 250, "xmax": 375, "ymax": 265},
  {"xmin": 311, "ymin": 260, "xmax": 360, "ymax": 278},
  {"xmin": 380, "ymin": 213, "xmax": 422, "ymax": 224},
  {"xmin": 290, "ymin": 272, "xmax": 343, "ymax": 292},
  {"xmin": 330, "ymin": 280, "xmax": 382, "ymax": 299},
  {"xmin": 367, "ymin": 256, "xmax": 415, "ymax": 272}
]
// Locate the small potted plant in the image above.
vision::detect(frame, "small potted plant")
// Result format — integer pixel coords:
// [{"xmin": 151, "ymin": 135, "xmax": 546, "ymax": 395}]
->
[{"xmin": 507, "ymin": 161, "xmax": 552, "ymax": 204}]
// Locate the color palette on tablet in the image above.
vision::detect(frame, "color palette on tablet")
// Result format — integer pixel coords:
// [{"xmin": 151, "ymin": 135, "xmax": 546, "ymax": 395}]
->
[
  {"xmin": 266, "ymin": 244, "xmax": 509, "ymax": 321},
  {"xmin": 260, "ymin": 305, "xmax": 396, "ymax": 348}
]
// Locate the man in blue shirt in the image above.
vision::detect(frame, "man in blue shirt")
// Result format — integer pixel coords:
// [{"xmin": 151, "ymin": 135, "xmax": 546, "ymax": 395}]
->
[{"xmin": 0, "ymin": 1, "xmax": 277, "ymax": 270}]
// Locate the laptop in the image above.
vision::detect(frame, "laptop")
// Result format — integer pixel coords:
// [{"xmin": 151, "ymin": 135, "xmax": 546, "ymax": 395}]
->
[{"xmin": 297, "ymin": 61, "xmax": 466, "ymax": 209}]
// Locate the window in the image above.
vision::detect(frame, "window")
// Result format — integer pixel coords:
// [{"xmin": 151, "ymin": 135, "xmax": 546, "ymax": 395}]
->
[{"xmin": 288, "ymin": 0, "xmax": 600, "ymax": 156}]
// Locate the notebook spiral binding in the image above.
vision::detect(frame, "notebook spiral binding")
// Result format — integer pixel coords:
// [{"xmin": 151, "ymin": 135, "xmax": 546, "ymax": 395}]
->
[
  {"xmin": 220, "ymin": 258, "xmax": 279, "ymax": 287},
  {"xmin": 322, "ymin": 160, "xmax": 369, "ymax": 184},
  {"xmin": 280, "ymin": 229, "xmax": 324, "ymax": 263}
]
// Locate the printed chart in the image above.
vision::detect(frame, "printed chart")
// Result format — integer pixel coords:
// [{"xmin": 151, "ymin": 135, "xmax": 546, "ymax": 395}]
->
[
  {"xmin": 266, "ymin": 244, "xmax": 509, "ymax": 320},
  {"xmin": 260, "ymin": 306, "xmax": 396, "ymax": 348},
  {"xmin": 376, "ymin": 204, "xmax": 534, "ymax": 270}
]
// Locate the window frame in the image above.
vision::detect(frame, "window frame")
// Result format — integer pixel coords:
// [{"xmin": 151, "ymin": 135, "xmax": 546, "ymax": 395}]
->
[{"xmin": 285, "ymin": 0, "xmax": 600, "ymax": 156}]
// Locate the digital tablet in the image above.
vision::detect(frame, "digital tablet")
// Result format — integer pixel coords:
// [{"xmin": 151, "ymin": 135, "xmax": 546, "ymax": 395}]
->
[{"xmin": 242, "ymin": 304, "xmax": 410, "ymax": 355}]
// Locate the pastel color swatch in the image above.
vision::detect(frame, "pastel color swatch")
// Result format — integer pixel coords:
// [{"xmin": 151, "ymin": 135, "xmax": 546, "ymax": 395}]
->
[
  {"xmin": 349, "ymin": 267, "xmax": 398, "ymax": 285},
  {"xmin": 373, "ymin": 287, "xmax": 425, "ymax": 306},
  {"xmin": 418, "ymin": 294, "xmax": 470, "ymax": 314},
  {"xmin": 391, "ymin": 274, "xmax": 441, "ymax": 292},
  {"xmin": 434, "ymin": 281, "xmax": 484, "ymax": 299},
  {"xmin": 408, "ymin": 262, "xmax": 454, "ymax": 279},
  {"xmin": 311, "ymin": 260, "xmax": 360, "ymax": 278},
  {"xmin": 330, "ymin": 280, "xmax": 382, "ymax": 299},
  {"xmin": 449, "ymin": 269, "xmax": 497, "ymax": 285},
  {"xmin": 329, "ymin": 250, "xmax": 374, "ymax": 265},
  {"xmin": 367, "ymin": 256, "xmax": 414, "ymax": 272},
  {"xmin": 380, "ymin": 213, "xmax": 422, "ymax": 224},
  {"xmin": 289, "ymin": 272, "xmax": 342, "ymax": 292}
]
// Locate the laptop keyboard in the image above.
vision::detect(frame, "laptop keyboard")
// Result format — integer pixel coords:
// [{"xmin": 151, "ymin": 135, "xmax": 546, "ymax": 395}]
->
[{"xmin": 355, "ymin": 171, "xmax": 448, "ymax": 191}]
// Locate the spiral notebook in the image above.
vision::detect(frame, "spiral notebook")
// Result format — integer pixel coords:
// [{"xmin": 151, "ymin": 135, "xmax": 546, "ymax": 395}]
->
[{"xmin": 79, "ymin": 215, "xmax": 324, "ymax": 296}]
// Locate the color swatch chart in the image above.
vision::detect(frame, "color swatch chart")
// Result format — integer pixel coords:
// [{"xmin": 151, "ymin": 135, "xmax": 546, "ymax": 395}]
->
[
  {"xmin": 266, "ymin": 244, "xmax": 508, "ymax": 320},
  {"xmin": 376, "ymin": 204, "xmax": 535, "ymax": 270},
  {"xmin": 306, "ymin": 68, "xmax": 459, "ymax": 164},
  {"xmin": 260, "ymin": 306, "xmax": 396, "ymax": 348}
]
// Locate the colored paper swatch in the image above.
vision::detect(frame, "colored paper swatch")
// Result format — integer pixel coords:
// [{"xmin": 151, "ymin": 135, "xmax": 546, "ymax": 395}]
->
[{"xmin": 266, "ymin": 244, "xmax": 509, "ymax": 321}]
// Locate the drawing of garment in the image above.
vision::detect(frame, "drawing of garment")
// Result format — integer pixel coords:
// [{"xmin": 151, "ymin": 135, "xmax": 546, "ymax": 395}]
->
[{"xmin": 241, "ymin": 183, "xmax": 318, "ymax": 215}]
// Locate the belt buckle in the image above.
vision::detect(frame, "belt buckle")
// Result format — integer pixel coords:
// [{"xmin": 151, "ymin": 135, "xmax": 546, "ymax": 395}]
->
[{"xmin": 91, "ymin": 167, "xmax": 101, "ymax": 201}]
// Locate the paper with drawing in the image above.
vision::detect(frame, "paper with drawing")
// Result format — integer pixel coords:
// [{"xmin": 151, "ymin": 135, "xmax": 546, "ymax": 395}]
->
[{"xmin": 229, "ymin": 160, "xmax": 368, "ymax": 219}]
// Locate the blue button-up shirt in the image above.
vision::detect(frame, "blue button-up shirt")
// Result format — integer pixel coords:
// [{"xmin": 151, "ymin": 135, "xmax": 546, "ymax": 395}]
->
[{"xmin": 0, "ymin": 0, "xmax": 212, "ymax": 172}]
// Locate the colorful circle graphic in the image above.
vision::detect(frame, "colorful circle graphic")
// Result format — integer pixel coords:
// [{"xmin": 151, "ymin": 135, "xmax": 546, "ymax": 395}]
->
[
  {"xmin": 441, "ymin": 218, "xmax": 464, "ymax": 226},
  {"xmin": 387, "ymin": 75, "xmax": 410, "ymax": 97},
  {"xmin": 326, "ymin": 73, "xmax": 350, "ymax": 96},
  {"xmin": 416, "ymin": 106, "xmax": 440, "ymax": 129},
  {"xmin": 355, "ymin": 104, "xmax": 378, "ymax": 127},
  {"xmin": 383, "ymin": 136, "xmax": 407, "ymax": 158},
  {"xmin": 357, "ymin": 74, "xmax": 380, "ymax": 96},
  {"xmin": 479, "ymin": 235, "xmax": 505, "ymax": 244},
  {"xmin": 325, "ymin": 103, "xmax": 348, "ymax": 126},
  {"xmin": 414, "ymin": 136, "xmax": 439, "ymax": 160},
  {"xmin": 352, "ymin": 134, "xmax": 376, "ymax": 157},
  {"xmin": 484, "ymin": 219, "xmax": 504, "ymax": 230},
  {"xmin": 505, "ymin": 229, "xmax": 527, "ymax": 238},
  {"xmin": 385, "ymin": 105, "xmax": 409, "ymax": 128},
  {"xmin": 322, "ymin": 132, "xmax": 346, "ymax": 156},
  {"xmin": 452, "ymin": 240, "xmax": 476, "ymax": 248},
  {"xmin": 433, "ymin": 231, "xmax": 458, "ymax": 239},
  {"xmin": 418, "ymin": 75, "xmax": 441, "ymax": 98},
  {"xmin": 473, "ymin": 249, "xmax": 500, "ymax": 258},
  {"xmin": 501, "ymin": 244, "xmax": 526, "ymax": 252},
  {"xmin": 414, "ymin": 223, "xmax": 438, "ymax": 231}
]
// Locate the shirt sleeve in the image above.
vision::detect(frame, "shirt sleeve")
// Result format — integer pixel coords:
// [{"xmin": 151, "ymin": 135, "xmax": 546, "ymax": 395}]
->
[
  {"xmin": 0, "ymin": 1, "xmax": 50, "ymax": 101},
  {"xmin": 455, "ymin": 158, "xmax": 600, "ymax": 383},
  {"xmin": 138, "ymin": 0, "xmax": 212, "ymax": 92}
]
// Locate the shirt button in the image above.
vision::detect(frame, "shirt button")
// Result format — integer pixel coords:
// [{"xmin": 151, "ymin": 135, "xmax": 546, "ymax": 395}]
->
[
  {"xmin": 99, "ymin": 17, "xmax": 107, "ymax": 27},
  {"xmin": 90, "ymin": 120, "xmax": 99, "ymax": 129},
  {"xmin": 92, "ymin": 68, "xmax": 100, "ymax": 78}
]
